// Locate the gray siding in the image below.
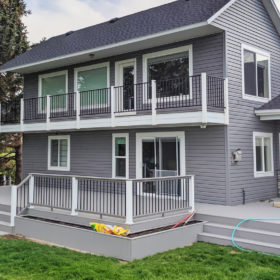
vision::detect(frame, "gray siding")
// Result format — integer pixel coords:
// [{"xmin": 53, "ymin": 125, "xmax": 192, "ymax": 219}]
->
[
  {"xmin": 22, "ymin": 126, "xmax": 227, "ymax": 205},
  {"xmin": 23, "ymin": 33, "xmax": 224, "ymax": 99},
  {"xmin": 212, "ymin": 0, "xmax": 280, "ymax": 204}
]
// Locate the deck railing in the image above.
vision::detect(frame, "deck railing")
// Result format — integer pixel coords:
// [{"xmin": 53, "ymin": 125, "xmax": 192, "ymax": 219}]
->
[
  {"xmin": 0, "ymin": 73, "xmax": 227, "ymax": 125},
  {"xmin": 0, "ymin": 98, "xmax": 21, "ymax": 124},
  {"xmin": 10, "ymin": 174, "xmax": 195, "ymax": 226},
  {"xmin": 24, "ymin": 96, "xmax": 47, "ymax": 121}
]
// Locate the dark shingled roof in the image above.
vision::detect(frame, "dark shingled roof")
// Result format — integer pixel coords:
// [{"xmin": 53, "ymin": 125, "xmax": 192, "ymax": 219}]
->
[
  {"xmin": 257, "ymin": 95, "xmax": 280, "ymax": 110},
  {"xmin": 0, "ymin": 0, "xmax": 230, "ymax": 71}
]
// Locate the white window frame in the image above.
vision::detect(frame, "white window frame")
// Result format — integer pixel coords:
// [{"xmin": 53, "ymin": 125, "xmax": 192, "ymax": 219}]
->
[
  {"xmin": 241, "ymin": 44, "xmax": 271, "ymax": 103},
  {"xmin": 253, "ymin": 132, "xmax": 274, "ymax": 178},
  {"xmin": 115, "ymin": 59, "xmax": 137, "ymax": 114},
  {"xmin": 142, "ymin": 45, "xmax": 193, "ymax": 102},
  {"xmin": 112, "ymin": 133, "xmax": 129, "ymax": 179},
  {"xmin": 38, "ymin": 70, "xmax": 68, "ymax": 113},
  {"xmin": 74, "ymin": 62, "xmax": 110, "ymax": 109},
  {"xmin": 48, "ymin": 135, "xmax": 71, "ymax": 171}
]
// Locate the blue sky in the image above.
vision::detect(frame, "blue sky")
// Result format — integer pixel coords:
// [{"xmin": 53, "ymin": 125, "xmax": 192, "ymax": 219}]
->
[{"xmin": 23, "ymin": 0, "xmax": 280, "ymax": 43}]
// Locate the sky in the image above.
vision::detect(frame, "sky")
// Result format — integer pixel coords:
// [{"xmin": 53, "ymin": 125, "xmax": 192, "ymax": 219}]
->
[{"xmin": 24, "ymin": 0, "xmax": 280, "ymax": 43}]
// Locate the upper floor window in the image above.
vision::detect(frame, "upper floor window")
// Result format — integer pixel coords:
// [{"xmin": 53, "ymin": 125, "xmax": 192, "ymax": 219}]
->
[
  {"xmin": 39, "ymin": 70, "xmax": 68, "ymax": 110},
  {"xmin": 253, "ymin": 132, "xmax": 273, "ymax": 178},
  {"xmin": 242, "ymin": 44, "xmax": 270, "ymax": 101},
  {"xmin": 74, "ymin": 63, "xmax": 110, "ymax": 107},
  {"xmin": 143, "ymin": 45, "xmax": 193, "ymax": 99}
]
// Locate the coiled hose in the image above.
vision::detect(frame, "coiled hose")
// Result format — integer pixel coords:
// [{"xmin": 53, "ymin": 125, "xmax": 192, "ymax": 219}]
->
[{"xmin": 232, "ymin": 218, "xmax": 280, "ymax": 256}]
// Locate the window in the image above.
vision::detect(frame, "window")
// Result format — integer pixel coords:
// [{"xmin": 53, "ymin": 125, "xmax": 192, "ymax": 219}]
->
[
  {"xmin": 113, "ymin": 134, "xmax": 129, "ymax": 178},
  {"xmin": 242, "ymin": 45, "xmax": 270, "ymax": 101},
  {"xmin": 48, "ymin": 136, "xmax": 70, "ymax": 171},
  {"xmin": 39, "ymin": 71, "xmax": 68, "ymax": 110},
  {"xmin": 74, "ymin": 63, "xmax": 110, "ymax": 107},
  {"xmin": 253, "ymin": 132, "xmax": 273, "ymax": 177},
  {"xmin": 143, "ymin": 45, "xmax": 193, "ymax": 99}
]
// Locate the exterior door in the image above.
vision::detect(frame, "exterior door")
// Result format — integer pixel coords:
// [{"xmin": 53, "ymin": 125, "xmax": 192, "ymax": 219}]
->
[
  {"xmin": 115, "ymin": 59, "xmax": 136, "ymax": 111},
  {"xmin": 142, "ymin": 137, "xmax": 180, "ymax": 195}
]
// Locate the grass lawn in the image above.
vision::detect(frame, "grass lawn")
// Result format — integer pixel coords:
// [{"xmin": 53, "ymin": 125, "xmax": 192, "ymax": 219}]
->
[{"xmin": 0, "ymin": 236, "xmax": 279, "ymax": 280}]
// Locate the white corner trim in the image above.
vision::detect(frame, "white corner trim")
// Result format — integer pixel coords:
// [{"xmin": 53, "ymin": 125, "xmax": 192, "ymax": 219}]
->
[
  {"xmin": 255, "ymin": 109, "xmax": 280, "ymax": 116},
  {"xmin": 74, "ymin": 62, "xmax": 110, "ymax": 92},
  {"xmin": 48, "ymin": 135, "xmax": 71, "ymax": 171},
  {"xmin": 38, "ymin": 70, "xmax": 68, "ymax": 98},
  {"xmin": 115, "ymin": 58, "xmax": 137, "ymax": 86},
  {"xmin": 142, "ymin": 45, "xmax": 193, "ymax": 83},
  {"xmin": 207, "ymin": 0, "xmax": 238, "ymax": 24},
  {"xmin": 253, "ymin": 131, "xmax": 274, "ymax": 178},
  {"xmin": 241, "ymin": 43, "xmax": 271, "ymax": 103},
  {"xmin": 135, "ymin": 131, "xmax": 186, "ymax": 180},
  {"xmin": 1, "ymin": 22, "xmax": 209, "ymax": 73},
  {"xmin": 112, "ymin": 133, "xmax": 129, "ymax": 179}
]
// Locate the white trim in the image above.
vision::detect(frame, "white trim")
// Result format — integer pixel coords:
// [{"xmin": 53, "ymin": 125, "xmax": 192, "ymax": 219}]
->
[
  {"xmin": 142, "ymin": 45, "xmax": 193, "ymax": 102},
  {"xmin": 0, "ymin": 110, "xmax": 226, "ymax": 134},
  {"xmin": 39, "ymin": 70, "xmax": 68, "ymax": 97},
  {"xmin": 241, "ymin": 44, "xmax": 271, "ymax": 103},
  {"xmin": 38, "ymin": 70, "xmax": 68, "ymax": 112},
  {"xmin": 112, "ymin": 133, "xmax": 129, "ymax": 179},
  {"xmin": 255, "ymin": 109, "xmax": 280, "ymax": 116},
  {"xmin": 136, "ymin": 131, "xmax": 186, "ymax": 180},
  {"xmin": 114, "ymin": 58, "xmax": 137, "ymax": 112},
  {"xmin": 115, "ymin": 58, "xmax": 137, "ymax": 86},
  {"xmin": 207, "ymin": 0, "xmax": 238, "ymax": 23},
  {"xmin": 253, "ymin": 132, "xmax": 274, "ymax": 178},
  {"xmin": 48, "ymin": 135, "xmax": 71, "ymax": 171},
  {"xmin": 142, "ymin": 45, "xmax": 193, "ymax": 83},
  {"xmin": 74, "ymin": 62, "xmax": 110, "ymax": 92},
  {"xmin": 1, "ymin": 22, "xmax": 208, "ymax": 73}
]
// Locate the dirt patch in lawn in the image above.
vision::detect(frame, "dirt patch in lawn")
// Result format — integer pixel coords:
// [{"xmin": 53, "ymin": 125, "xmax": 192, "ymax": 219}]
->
[{"xmin": 2, "ymin": 234, "xmax": 26, "ymax": 240}]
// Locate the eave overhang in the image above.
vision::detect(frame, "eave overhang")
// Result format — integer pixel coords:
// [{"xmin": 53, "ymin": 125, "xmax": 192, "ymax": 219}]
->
[{"xmin": 0, "ymin": 22, "xmax": 222, "ymax": 74}]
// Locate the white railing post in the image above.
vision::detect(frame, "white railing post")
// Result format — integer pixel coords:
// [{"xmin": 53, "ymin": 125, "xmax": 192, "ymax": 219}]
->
[
  {"xmin": 71, "ymin": 177, "xmax": 78, "ymax": 216},
  {"xmin": 111, "ymin": 86, "xmax": 115, "ymax": 127},
  {"xmin": 224, "ymin": 77, "xmax": 229, "ymax": 125},
  {"xmin": 28, "ymin": 175, "xmax": 34, "ymax": 208},
  {"xmin": 46, "ymin": 95, "xmax": 51, "ymax": 130},
  {"xmin": 76, "ymin": 91, "xmax": 80, "ymax": 129},
  {"xmin": 201, "ymin": 73, "xmax": 207, "ymax": 128},
  {"xmin": 151, "ymin": 80, "xmax": 157, "ymax": 125},
  {"xmin": 20, "ymin": 98, "xmax": 24, "ymax": 128},
  {"xmin": 10, "ymin": 185, "xmax": 17, "ymax": 227},
  {"xmin": 125, "ymin": 180, "xmax": 133, "ymax": 225},
  {"xmin": 189, "ymin": 175, "xmax": 195, "ymax": 212}
]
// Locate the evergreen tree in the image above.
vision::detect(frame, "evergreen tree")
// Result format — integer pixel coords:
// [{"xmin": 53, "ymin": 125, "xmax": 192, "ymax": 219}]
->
[{"xmin": 0, "ymin": 0, "xmax": 30, "ymax": 184}]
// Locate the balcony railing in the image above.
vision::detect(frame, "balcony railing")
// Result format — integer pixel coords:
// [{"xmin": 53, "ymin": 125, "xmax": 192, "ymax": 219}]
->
[
  {"xmin": 0, "ymin": 73, "xmax": 227, "ymax": 126},
  {"xmin": 0, "ymin": 98, "xmax": 21, "ymax": 125},
  {"xmin": 10, "ymin": 173, "xmax": 195, "ymax": 226}
]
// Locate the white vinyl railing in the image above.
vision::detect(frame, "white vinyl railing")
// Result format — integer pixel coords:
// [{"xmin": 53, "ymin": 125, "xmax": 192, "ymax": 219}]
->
[{"xmin": 10, "ymin": 173, "xmax": 195, "ymax": 226}]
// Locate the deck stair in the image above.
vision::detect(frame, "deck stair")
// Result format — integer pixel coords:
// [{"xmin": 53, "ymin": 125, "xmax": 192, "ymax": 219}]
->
[
  {"xmin": 196, "ymin": 213, "xmax": 280, "ymax": 255},
  {"xmin": 0, "ymin": 204, "xmax": 13, "ymax": 234}
]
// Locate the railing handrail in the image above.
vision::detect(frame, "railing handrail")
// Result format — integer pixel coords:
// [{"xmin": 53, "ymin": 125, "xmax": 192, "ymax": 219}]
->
[
  {"xmin": 30, "ymin": 173, "xmax": 193, "ymax": 182},
  {"xmin": 80, "ymin": 87, "xmax": 110, "ymax": 93},
  {"xmin": 16, "ymin": 175, "xmax": 31, "ymax": 189}
]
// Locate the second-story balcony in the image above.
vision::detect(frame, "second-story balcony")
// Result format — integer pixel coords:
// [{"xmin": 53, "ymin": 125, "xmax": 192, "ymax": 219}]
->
[{"xmin": 0, "ymin": 73, "xmax": 228, "ymax": 133}]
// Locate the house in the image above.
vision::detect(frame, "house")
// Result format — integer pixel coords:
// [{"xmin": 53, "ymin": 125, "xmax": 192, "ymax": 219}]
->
[{"xmin": 0, "ymin": 0, "xmax": 280, "ymax": 259}]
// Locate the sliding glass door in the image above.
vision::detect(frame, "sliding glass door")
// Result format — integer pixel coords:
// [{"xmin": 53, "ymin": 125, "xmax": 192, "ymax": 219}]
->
[{"xmin": 142, "ymin": 137, "xmax": 180, "ymax": 195}]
